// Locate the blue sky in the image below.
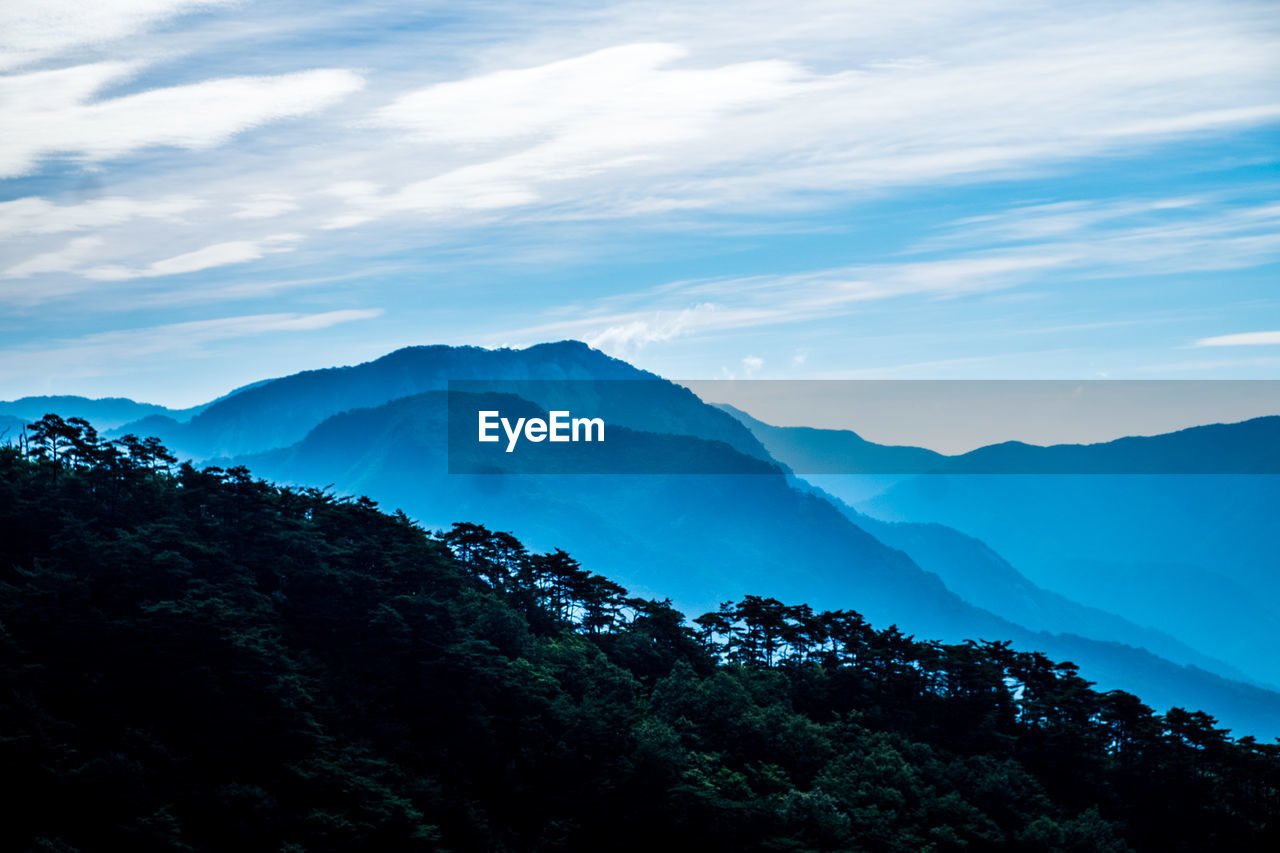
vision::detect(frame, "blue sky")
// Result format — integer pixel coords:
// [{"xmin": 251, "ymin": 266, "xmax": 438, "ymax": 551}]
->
[{"xmin": 2, "ymin": 0, "xmax": 1278, "ymax": 406}]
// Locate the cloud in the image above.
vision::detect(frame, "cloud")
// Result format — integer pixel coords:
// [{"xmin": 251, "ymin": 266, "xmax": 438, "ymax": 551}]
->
[
  {"xmin": 233, "ymin": 194, "xmax": 300, "ymax": 220},
  {"xmin": 501, "ymin": 194, "xmax": 1280, "ymax": 354},
  {"xmin": 326, "ymin": 43, "xmax": 806, "ymax": 225},
  {"xmin": 292, "ymin": 1, "xmax": 1280, "ymax": 239},
  {"xmin": 5, "ymin": 236, "xmax": 105, "ymax": 278},
  {"xmin": 0, "ymin": 195, "xmax": 205, "ymax": 238},
  {"xmin": 3, "ymin": 0, "xmax": 1279, "ymax": 395},
  {"xmin": 0, "ymin": 63, "xmax": 363, "ymax": 177},
  {"xmin": 0, "ymin": 0, "xmax": 236, "ymax": 72},
  {"xmin": 514, "ymin": 252, "xmax": 1071, "ymax": 355},
  {"xmin": 373, "ymin": 42, "xmax": 801, "ymax": 146},
  {"xmin": 586, "ymin": 304, "xmax": 722, "ymax": 354},
  {"xmin": 7, "ymin": 2, "xmax": 1280, "ymax": 284},
  {"xmin": 1194, "ymin": 331, "xmax": 1280, "ymax": 347},
  {"xmin": 83, "ymin": 234, "xmax": 303, "ymax": 280},
  {"xmin": 741, "ymin": 355, "xmax": 763, "ymax": 375}
]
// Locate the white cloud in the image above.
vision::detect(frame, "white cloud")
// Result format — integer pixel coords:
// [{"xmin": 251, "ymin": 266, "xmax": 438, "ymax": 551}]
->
[
  {"xmin": 2, "ymin": 0, "xmax": 1279, "ymax": 393},
  {"xmin": 6, "ymin": 1, "xmax": 1279, "ymax": 285},
  {"xmin": 0, "ymin": 64, "xmax": 363, "ymax": 177},
  {"xmin": 327, "ymin": 43, "xmax": 806, "ymax": 225},
  {"xmin": 5, "ymin": 236, "xmax": 105, "ymax": 278},
  {"xmin": 587, "ymin": 304, "xmax": 722, "ymax": 354},
  {"xmin": 373, "ymin": 42, "xmax": 801, "ymax": 146},
  {"xmin": 742, "ymin": 355, "xmax": 763, "ymax": 375},
  {"xmin": 8, "ymin": 3, "xmax": 1280, "ymax": 216},
  {"xmin": 233, "ymin": 194, "xmax": 299, "ymax": 219},
  {"xmin": 1195, "ymin": 330, "xmax": 1280, "ymax": 347},
  {"xmin": 83, "ymin": 234, "xmax": 303, "ymax": 280},
  {"xmin": 0, "ymin": 0, "xmax": 237, "ymax": 72},
  {"xmin": 303, "ymin": 3, "xmax": 1280, "ymax": 233},
  {"xmin": 0, "ymin": 195, "xmax": 205, "ymax": 238}
]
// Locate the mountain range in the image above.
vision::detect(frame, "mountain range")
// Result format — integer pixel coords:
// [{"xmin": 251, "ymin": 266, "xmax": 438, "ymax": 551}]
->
[
  {"xmin": 6, "ymin": 341, "xmax": 1279, "ymax": 737},
  {"xmin": 721, "ymin": 408, "xmax": 1280, "ymax": 689}
]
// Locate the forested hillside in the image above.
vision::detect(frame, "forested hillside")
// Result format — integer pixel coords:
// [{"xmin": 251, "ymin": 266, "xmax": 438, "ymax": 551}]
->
[
  {"xmin": 2, "ymin": 416, "xmax": 1277, "ymax": 852},
  {"xmin": 13, "ymin": 343, "xmax": 1276, "ymax": 731}
]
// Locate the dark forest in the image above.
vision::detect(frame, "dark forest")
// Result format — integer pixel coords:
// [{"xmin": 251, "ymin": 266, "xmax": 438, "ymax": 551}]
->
[{"xmin": 2, "ymin": 415, "xmax": 1276, "ymax": 851}]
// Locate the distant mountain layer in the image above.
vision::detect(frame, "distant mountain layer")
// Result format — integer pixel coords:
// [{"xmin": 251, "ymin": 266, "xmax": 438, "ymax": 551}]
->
[
  {"xmin": 0, "ymin": 396, "xmax": 184, "ymax": 430},
  {"xmin": 800, "ymin": 482, "xmax": 1264, "ymax": 688},
  {"xmin": 725, "ymin": 406, "xmax": 1280, "ymax": 689},
  {"xmin": 720, "ymin": 403, "xmax": 1280, "ymax": 474}
]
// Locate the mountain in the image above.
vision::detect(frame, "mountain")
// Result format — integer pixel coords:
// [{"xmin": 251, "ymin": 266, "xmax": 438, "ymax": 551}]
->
[
  {"xmin": 116, "ymin": 341, "xmax": 768, "ymax": 461},
  {"xmin": 863, "ymin": 473, "xmax": 1280, "ymax": 687},
  {"xmin": 803, "ymin": 484, "xmax": 1263, "ymax": 687},
  {"xmin": 0, "ymin": 395, "xmax": 182, "ymax": 430},
  {"xmin": 233, "ymin": 390, "xmax": 990, "ymax": 634},
  {"xmin": 940, "ymin": 417, "xmax": 1280, "ymax": 474},
  {"xmin": 723, "ymin": 406, "xmax": 1280, "ymax": 689},
  {"xmin": 15, "ymin": 341, "xmax": 1280, "ymax": 735},
  {"xmin": 717, "ymin": 403, "xmax": 947, "ymax": 474},
  {"xmin": 0, "ymin": 414, "xmax": 26, "ymax": 440},
  {"xmin": 719, "ymin": 406, "xmax": 1280, "ymax": 475},
  {"xmin": 223, "ymin": 380, "xmax": 1280, "ymax": 737},
  {"xmin": 6, "ymin": 444, "xmax": 1276, "ymax": 851}
]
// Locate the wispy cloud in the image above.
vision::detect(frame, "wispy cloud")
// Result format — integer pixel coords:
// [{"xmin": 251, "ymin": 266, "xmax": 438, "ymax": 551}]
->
[
  {"xmin": 83, "ymin": 234, "xmax": 303, "ymax": 281},
  {"xmin": 1, "ymin": 63, "xmax": 363, "ymax": 177},
  {"xmin": 0, "ymin": 195, "xmax": 205, "ymax": 238},
  {"xmin": 508, "ymin": 253, "xmax": 1070, "ymax": 355},
  {"xmin": 0, "ymin": 0, "xmax": 237, "ymax": 72},
  {"xmin": 501, "ymin": 195, "xmax": 1280, "ymax": 355},
  {"xmin": 8, "ymin": 1, "xmax": 1279, "ymax": 282},
  {"xmin": 1195, "ymin": 330, "xmax": 1280, "ymax": 346},
  {"xmin": 232, "ymin": 194, "xmax": 300, "ymax": 220},
  {"xmin": 5, "ymin": 236, "xmax": 104, "ymax": 278}
]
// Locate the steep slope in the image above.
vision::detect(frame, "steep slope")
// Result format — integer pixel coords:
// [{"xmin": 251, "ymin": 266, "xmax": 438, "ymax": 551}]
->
[
  {"xmin": 864, "ymin": 474, "xmax": 1280, "ymax": 687},
  {"xmin": 236, "ymin": 391, "xmax": 987, "ymax": 635},
  {"xmin": 819, "ymin": 491, "xmax": 1262, "ymax": 688}
]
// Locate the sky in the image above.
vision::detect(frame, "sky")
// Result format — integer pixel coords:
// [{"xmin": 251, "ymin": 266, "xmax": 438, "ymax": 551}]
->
[{"xmin": 2, "ymin": 0, "xmax": 1279, "ymax": 408}]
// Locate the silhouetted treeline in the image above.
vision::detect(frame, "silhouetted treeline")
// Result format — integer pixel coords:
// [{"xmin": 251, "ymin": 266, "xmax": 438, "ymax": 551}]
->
[{"xmin": 0, "ymin": 417, "xmax": 1277, "ymax": 851}]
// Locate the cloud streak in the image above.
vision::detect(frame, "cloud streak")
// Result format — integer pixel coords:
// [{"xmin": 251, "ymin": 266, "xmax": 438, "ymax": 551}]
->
[
  {"xmin": 0, "ymin": 0, "xmax": 237, "ymax": 72},
  {"xmin": 1195, "ymin": 331, "xmax": 1280, "ymax": 347},
  {"xmin": 505, "ymin": 196, "xmax": 1280, "ymax": 355},
  {"xmin": 1, "ymin": 63, "xmax": 363, "ymax": 177},
  {"xmin": 84, "ymin": 234, "xmax": 303, "ymax": 281}
]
